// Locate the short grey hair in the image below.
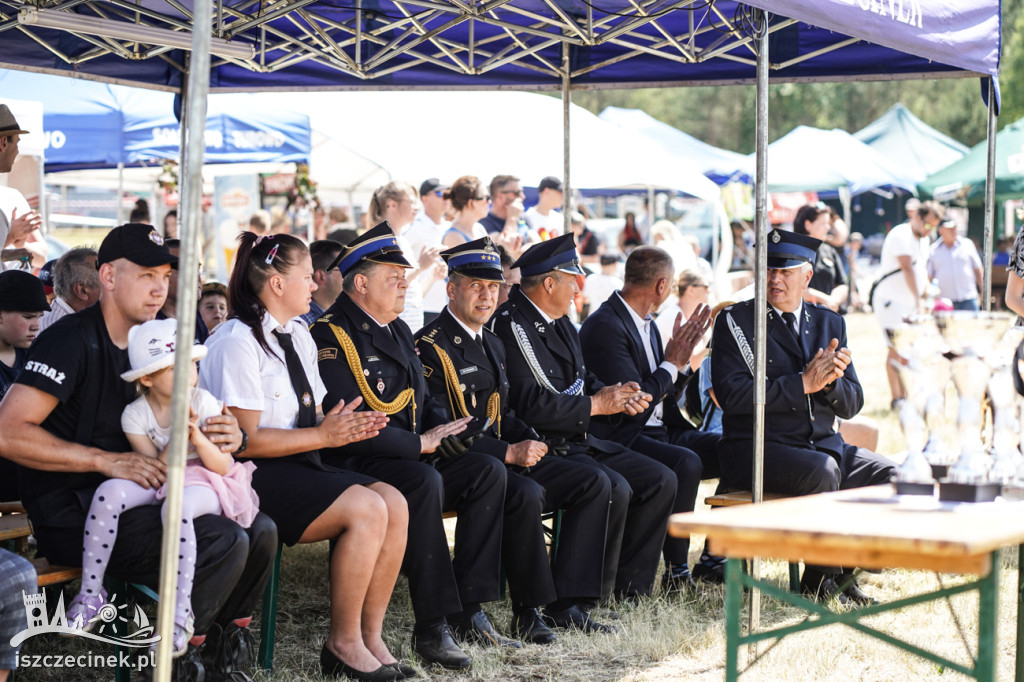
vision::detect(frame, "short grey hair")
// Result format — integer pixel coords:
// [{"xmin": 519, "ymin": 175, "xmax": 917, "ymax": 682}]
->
[{"xmin": 53, "ymin": 247, "xmax": 99, "ymax": 300}]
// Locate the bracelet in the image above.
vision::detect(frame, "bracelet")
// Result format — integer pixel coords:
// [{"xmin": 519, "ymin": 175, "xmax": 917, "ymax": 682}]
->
[{"xmin": 232, "ymin": 427, "xmax": 248, "ymax": 456}]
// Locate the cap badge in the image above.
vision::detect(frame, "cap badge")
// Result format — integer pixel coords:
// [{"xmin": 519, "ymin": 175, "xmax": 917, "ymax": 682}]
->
[
  {"xmin": 771, "ymin": 231, "xmax": 781, "ymax": 244},
  {"xmin": 149, "ymin": 230, "xmax": 164, "ymax": 246}
]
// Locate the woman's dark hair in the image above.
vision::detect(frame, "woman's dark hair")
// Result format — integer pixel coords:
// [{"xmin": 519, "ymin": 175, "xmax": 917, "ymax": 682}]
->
[
  {"xmin": 793, "ymin": 204, "xmax": 826, "ymax": 236},
  {"xmin": 229, "ymin": 232, "xmax": 308, "ymax": 359},
  {"xmin": 444, "ymin": 175, "xmax": 485, "ymax": 212}
]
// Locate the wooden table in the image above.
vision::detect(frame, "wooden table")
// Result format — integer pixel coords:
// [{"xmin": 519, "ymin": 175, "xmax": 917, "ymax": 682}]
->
[{"xmin": 669, "ymin": 485, "xmax": 1024, "ymax": 682}]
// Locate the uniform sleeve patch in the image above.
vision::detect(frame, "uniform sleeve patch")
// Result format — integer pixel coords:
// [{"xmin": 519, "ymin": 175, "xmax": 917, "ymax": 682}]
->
[{"xmin": 317, "ymin": 348, "xmax": 338, "ymax": 362}]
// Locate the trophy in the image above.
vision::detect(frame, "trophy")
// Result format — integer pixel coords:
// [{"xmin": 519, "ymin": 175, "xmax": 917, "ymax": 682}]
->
[
  {"xmin": 987, "ymin": 327, "xmax": 1024, "ymax": 483},
  {"xmin": 890, "ymin": 319, "xmax": 942, "ymax": 494},
  {"xmin": 935, "ymin": 312, "xmax": 1014, "ymax": 502}
]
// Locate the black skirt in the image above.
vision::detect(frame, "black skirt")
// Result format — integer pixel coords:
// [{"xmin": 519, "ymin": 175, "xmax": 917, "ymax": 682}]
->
[{"xmin": 248, "ymin": 454, "xmax": 377, "ymax": 546}]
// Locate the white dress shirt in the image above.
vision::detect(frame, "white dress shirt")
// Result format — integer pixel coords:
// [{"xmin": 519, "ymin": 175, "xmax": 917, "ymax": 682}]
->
[
  {"xmin": 615, "ymin": 293, "xmax": 678, "ymax": 427},
  {"xmin": 200, "ymin": 312, "xmax": 326, "ymax": 429}
]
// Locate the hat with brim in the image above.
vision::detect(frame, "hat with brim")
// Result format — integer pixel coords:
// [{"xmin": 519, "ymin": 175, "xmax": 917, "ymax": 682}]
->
[
  {"xmin": 120, "ymin": 318, "xmax": 207, "ymax": 382},
  {"xmin": 0, "ymin": 105, "xmax": 30, "ymax": 136},
  {"xmin": 327, "ymin": 221, "xmax": 413, "ymax": 276},
  {"xmin": 98, "ymin": 223, "xmax": 178, "ymax": 269},
  {"xmin": 512, "ymin": 233, "xmax": 586, "ymax": 277},
  {"xmin": 0, "ymin": 270, "xmax": 50, "ymax": 312},
  {"xmin": 441, "ymin": 237, "xmax": 505, "ymax": 282},
  {"xmin": 766, "ymin": 229, "xmax": 821, "ymax": 269}
]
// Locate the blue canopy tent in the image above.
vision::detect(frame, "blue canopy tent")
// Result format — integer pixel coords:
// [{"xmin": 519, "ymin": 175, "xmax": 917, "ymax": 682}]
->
[
  {"xmin": 0, "ymin": 68, "xmax": 311, "ymax": 171},
  {"xmin": 598, "ymin": 106, "xmax": 748, "ymax": 185},
  {"xmin": 854, "ymin": 103, "xmax": 969, "ymax": 188},
  {"xmin": 0, "ymin": 3, "xmax": 1001, "ymax": 672}
]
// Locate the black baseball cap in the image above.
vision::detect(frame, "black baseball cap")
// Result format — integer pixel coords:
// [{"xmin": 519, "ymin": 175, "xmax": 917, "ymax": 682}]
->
[
  {"xmin": 97, "ymin": 223, "xmax": 178, "ymax": 269},
  {"xmin": 37, "ymin": 259, "xmax": 57, "ymax": 294},
  {"xmin": 0, "ymin": 270, "xmax": 50, "ymax": 312},
  {"xmin": 419, "ymin": 178, "xmax": 449, "ymax": 197},
  {"xmin": 538, "ymin": 176, "xmax": 564, "ymax": 193}
]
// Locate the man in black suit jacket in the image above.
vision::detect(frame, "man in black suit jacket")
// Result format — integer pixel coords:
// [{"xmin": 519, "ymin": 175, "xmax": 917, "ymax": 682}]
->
[
  {"xmin": 580, "ymin": 246, "xmax": 724, "ymax": 589},
  {"xmin": 310, "ymin": 223, "xmax": 510, "ymax": 670},
  {"xmin": 491, "ymin": 234, "xmax": 677, "ymax": 601},
  {"xmin": 711, "ymin": 228, "xmax": 895, "ymax": 605},
  {"xmin": 416, "ymin": 237, "xmax": 614, "ymax": 640}
]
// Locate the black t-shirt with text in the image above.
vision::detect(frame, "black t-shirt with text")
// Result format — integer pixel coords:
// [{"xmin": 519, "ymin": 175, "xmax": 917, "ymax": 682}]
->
[{"xmin": 16, "ymin": 304, "xmax": 136, "ymax": 529}]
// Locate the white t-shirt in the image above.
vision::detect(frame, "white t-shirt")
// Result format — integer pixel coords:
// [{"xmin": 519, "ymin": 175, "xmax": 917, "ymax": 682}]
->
[
  {"xmin": 200, "ymin": 313, "xmax": 326, "ymax": 429},
  {"xmin": 403, "ymin": 213, "xmax": 448, "ymax": 314},
  {"xmin": 395, "ymin": 229, "xmax": 425, "ymax": 332},
  {"xmin": 0, "ymin": 186, "xmax": 31, "ymax": 270},
  {"xmin": 875, "ymin": 222, "xmax": 930, "ymax": 330},
  {"xmin": 523, "ymin": 206, "xmax": 563, "ymax": 238},
  {"xmin": 121, "ymin": 387, "xmax": 223, "ymax": 458},
  {"xmin": 583, "ymin": 273, "xmax": 622, "ymax": 311}
]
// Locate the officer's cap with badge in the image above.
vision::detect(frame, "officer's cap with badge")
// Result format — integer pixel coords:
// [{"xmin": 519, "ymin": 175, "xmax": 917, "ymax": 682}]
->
[
  {"xmin": 511, "ymin": 233, "xmax": 586, "ymax": 277},
  {"xmin": 441, "ymin": 236, "xmax": 504, "ymax": 282},
  {"xmin": 766, "ymin": 228, "xmax": 821, "ymax": 270},
  {"xmin": 327, "ymin": 221, "xmax": 413, "ymax": 276},
  {"xmin": 97, "ymin": 223, "xmax": 178, "ymax": 269}
]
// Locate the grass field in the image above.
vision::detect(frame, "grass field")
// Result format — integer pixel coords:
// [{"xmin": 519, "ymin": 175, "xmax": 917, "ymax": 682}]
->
[{"xmin": 14, "ymin": 312, "xmax": 1024, "ymax": 681}]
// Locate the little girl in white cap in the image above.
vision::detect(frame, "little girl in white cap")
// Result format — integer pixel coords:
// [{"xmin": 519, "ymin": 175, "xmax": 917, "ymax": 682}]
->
[{"xmin": 65, "ymin": 317, "xmax": 259, "ymax": 655}]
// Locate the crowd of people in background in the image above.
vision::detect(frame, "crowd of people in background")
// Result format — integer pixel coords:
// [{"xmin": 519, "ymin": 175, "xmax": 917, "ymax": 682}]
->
[{"xmin": 0, "ymin": 97, "xmax": 1019, "ymax": 682}]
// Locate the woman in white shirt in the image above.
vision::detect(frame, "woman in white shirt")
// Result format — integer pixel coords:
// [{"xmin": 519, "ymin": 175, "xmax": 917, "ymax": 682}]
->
[{"xmin": 200, "ymin": 232, "xmax": 411, "ymax": 681}]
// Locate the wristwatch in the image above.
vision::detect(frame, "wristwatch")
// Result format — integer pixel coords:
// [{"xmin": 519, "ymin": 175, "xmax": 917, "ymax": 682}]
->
[{"xmin": 232, "ymin": 427, "xmax": 248, "ymax": 456}]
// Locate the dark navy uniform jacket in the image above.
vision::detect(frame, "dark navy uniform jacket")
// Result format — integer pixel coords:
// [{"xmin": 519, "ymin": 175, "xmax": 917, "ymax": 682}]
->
[
  {"xmin": 710, "ymin": 299, "xmax": 862, "ymax": 459},
  {"xmin": 490, "ymin": 285, "xmax": 624, "ymax": 455},
  {"xmin": 579, "ymin": 292, "xmax": 696, "ymax": 448},
  {"xmin": 415, "ymin": 307, "xmax": 536, "ymax": 454}
]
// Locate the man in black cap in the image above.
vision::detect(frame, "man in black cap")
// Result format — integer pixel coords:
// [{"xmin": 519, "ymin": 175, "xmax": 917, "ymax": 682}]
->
[
  {"xmin": 405, "ymin": 178, "xmax": 450, "ymax": 324},
  {"xmin": 523, "ymin": 176, "xmax": 564, "ymax": 239},
  {"xmin": 416, "ymin": 237, "xmax": 615, "ymax": 641},
  {"xmin": 0, "ymin": 269, "xmax": 50, "ymax": 500},
  {"xmin": 0, "ymin": 223, "xmax": 276, "ymax": 681},
  {"xmin": 711, "ymin": 228, "xmax": 895, "ymax": 605},
  {"xmin": 491, "ymin": 233, "xmax": 677, "ymax": 602},
  {"xmin": 0, "ymin": 104, "xmax": 43, "ymax": 262},
  {"xmin": 310, "ymin": 222, "xmax": 508, "ymax": 670}
]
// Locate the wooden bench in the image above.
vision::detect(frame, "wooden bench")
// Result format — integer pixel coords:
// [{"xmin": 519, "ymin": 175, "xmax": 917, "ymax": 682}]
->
[
  {"xmin": 0, "ymin": 503, "xmax": 33, "ymax": 553},
  {"xmin": 30, "ymin": 557, "xmax": 82, "ymax": 587},
  {"xmin": 704, "ymin": 490, "xmax": 800, "ymax": 593}
]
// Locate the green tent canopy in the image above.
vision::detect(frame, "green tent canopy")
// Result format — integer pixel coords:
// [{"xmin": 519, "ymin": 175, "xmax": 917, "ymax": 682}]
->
[{"xmin": 918, "ymin": 117, "xmax": 1024, "ymax": 206}]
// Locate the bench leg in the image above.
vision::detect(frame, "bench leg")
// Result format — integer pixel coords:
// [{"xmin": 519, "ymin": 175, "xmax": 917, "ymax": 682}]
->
[
  {"xmin": 789, "ymin": 562, "xmax": 801, "ymax": 593},
  {"xmin": 258, "ymin": 542, "xmax": 283, "ymax": 671}
]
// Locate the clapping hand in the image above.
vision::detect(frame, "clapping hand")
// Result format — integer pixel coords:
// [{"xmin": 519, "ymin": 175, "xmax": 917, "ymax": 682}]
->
[
  {"xmin": 320, "ymin": 397, "xmax": 389, "ymax": 446},
  {"xmin": 802, "ymin": 338, "xmax": 850, "ymax": 394},
  {"xmin": 591, "ymin": 381, "xmax": 652, "ymax": 416},
  {"xmin": 664, "ymin": 305, "xmax": 712, "ymax": 369},
  {"xmin": 420, "ymin": 416, "xmax": 472, "ymax": 455}
]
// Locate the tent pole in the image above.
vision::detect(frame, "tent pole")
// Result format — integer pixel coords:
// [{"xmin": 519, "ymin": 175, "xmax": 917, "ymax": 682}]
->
[
  {"xmin": 983, "ymin": 77, "xmax": 997, "ymax": 312},
  {"xmin": 116, "ymin": 162, "xmax": 124, "ymax": 224},
  {"xmin": 153, "ymin": 12, "xmax": 210, "ymax": 682},
  {"xmin": 749, "ymin": 7, "xmax": 769, "ymax": 652},
  {"xmin": 562, "ymin": 42, "xmax": 571, "ymax": 234}
]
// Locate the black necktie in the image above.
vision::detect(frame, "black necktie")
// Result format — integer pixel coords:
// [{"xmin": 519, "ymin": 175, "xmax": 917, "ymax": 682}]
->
[
  {"xmin": 273, "ymin": 330, "xmax": 316, "ymax": 429},
  {"xmin": 647, "ymin": 318, "xmax": 663, "ymax": 365},
  {"xmin": 781, "ymin": 311, "xmax": 800, "ymax": 344}
]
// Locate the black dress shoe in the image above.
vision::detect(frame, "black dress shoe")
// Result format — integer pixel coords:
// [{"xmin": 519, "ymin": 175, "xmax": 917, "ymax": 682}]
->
[
  {"xmin": 838, "ymin": 572, "xmax": 879, "ymax": 606},
  {"xmin": 411, "ymin": 624, "xmax": 473, "ymax": 670},
  {"xmin": 387, "ymin": 662, "xmax": 418, "ymax": 678},
  {"xmin": 692, "ymin": 551, "xmax": 727, "ymax": 584},
  {"xmin": 800, "ymin": 575, "xmax": 851, "ymax": 607},
  {"xmin": 510, "ymin": 608, "xmax": 557, "ymax": 645},
  {"xmin": 662, "ymin": 564, "xmax": 696, "ymax": 592},
  {"xmin": 543, "ymin": 605, "xmax": 618, "ymax": 634},
  {"xmin": 450, "ymin": 609, "xmax": 522, "ymax": 648},
  {"xmin": 320, "ymin": 645, "xmax": 403, "ymax": 681}
]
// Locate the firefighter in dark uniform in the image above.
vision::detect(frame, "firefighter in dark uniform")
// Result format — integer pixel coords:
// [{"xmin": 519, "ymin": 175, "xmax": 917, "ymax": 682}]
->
[
  {"xmin": 711, "ymin": 228, "xmax": 895, "ymax": 605},
  {"xmin": 415, "ymin": 237, "xmax": 615, "ymax": 639},
  {"xmin": 490, "ymin": 233, "xmax": 677, "ymax": 601},
  {"xmin": 309, "ymin": 223, "xmax": 510, "ymax": 670}
]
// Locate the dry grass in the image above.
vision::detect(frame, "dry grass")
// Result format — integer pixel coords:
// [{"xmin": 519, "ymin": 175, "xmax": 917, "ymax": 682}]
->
[{"xmin": 14, "ymin": 312, "xmax": 1024, "ymax": 681}]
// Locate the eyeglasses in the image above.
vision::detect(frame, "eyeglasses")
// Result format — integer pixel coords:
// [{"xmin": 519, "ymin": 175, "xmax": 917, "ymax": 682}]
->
[
  {"xmin": 473, "ymin": 195, "xmax": 490, "ymax": 202},
  {"xmin": 500, "ymin": 189, "xmax": 525, "ymax": 197},
  {"xmin": 432, "ymin": 191, "xmax": 445, "ymax": 198}
]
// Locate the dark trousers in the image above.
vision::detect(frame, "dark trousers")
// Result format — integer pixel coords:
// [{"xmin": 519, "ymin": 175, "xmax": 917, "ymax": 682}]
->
[
  {"xmin": 504, "ymin": 454, "xmax": 611, "ymax": 607},
  {"xmin": 633, "ymin": 427, "xmax": 722, "ymax": 565},
  {"xmin": 342, "ymin": 452, "xmax": 506, "ymax": 622},
  {"xmin": 719, "ymin": 439, "xmax": 896, "ymax": 575},
  {"xmin": 37, "ymin": 510, "xmax": 278, "ymax": 636},
  {"xmin": 583, "ymin": 447, "xmax": 676, "ymax": 598}
]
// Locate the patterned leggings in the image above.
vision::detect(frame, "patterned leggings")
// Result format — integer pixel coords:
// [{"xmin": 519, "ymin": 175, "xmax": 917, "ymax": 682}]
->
[{"xmin": 80, "ymin": 479, "xmax": 221, "ymax": 627}]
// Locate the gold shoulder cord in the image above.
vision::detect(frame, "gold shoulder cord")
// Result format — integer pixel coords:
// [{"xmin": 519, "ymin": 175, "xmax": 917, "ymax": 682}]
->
[
  {"xmin": 432, "ymin": 343, "xmax": 501, "ymax": 438},
  {"xmin": 329, "ymin": 323, "xmax": 415, "ymax": 425}
]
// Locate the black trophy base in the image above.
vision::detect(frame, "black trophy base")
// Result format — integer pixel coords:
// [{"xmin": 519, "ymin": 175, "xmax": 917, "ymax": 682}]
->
[
  {"xmin": 930, "ymin": 464, "xmax": 950, "ymax": 480},
  {"xmin": 938, "ymin": 481, "xmax": 1001, "ymax": 503},
  {"xmin": 894, "ymin": 480, "xmax": 935, "ymax": 496}
]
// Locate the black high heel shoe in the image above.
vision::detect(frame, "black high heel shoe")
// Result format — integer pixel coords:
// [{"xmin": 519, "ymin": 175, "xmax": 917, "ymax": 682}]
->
[{"xmin": 320, "ymin": 644, "xmax": 404, "ymax": 681}]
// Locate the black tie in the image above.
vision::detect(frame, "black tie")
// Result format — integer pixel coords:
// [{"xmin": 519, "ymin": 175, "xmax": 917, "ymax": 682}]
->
[
  {"xmin": 647, "ymin": 318, "xmax": 663, "ymax": 365},
  {"xmin": 781, "ymin": 311, "xmax": 800, "ymax": 344},
  {"xmin": 273, "ymin": 330, "xmax": 317, "ymax": 429}
]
